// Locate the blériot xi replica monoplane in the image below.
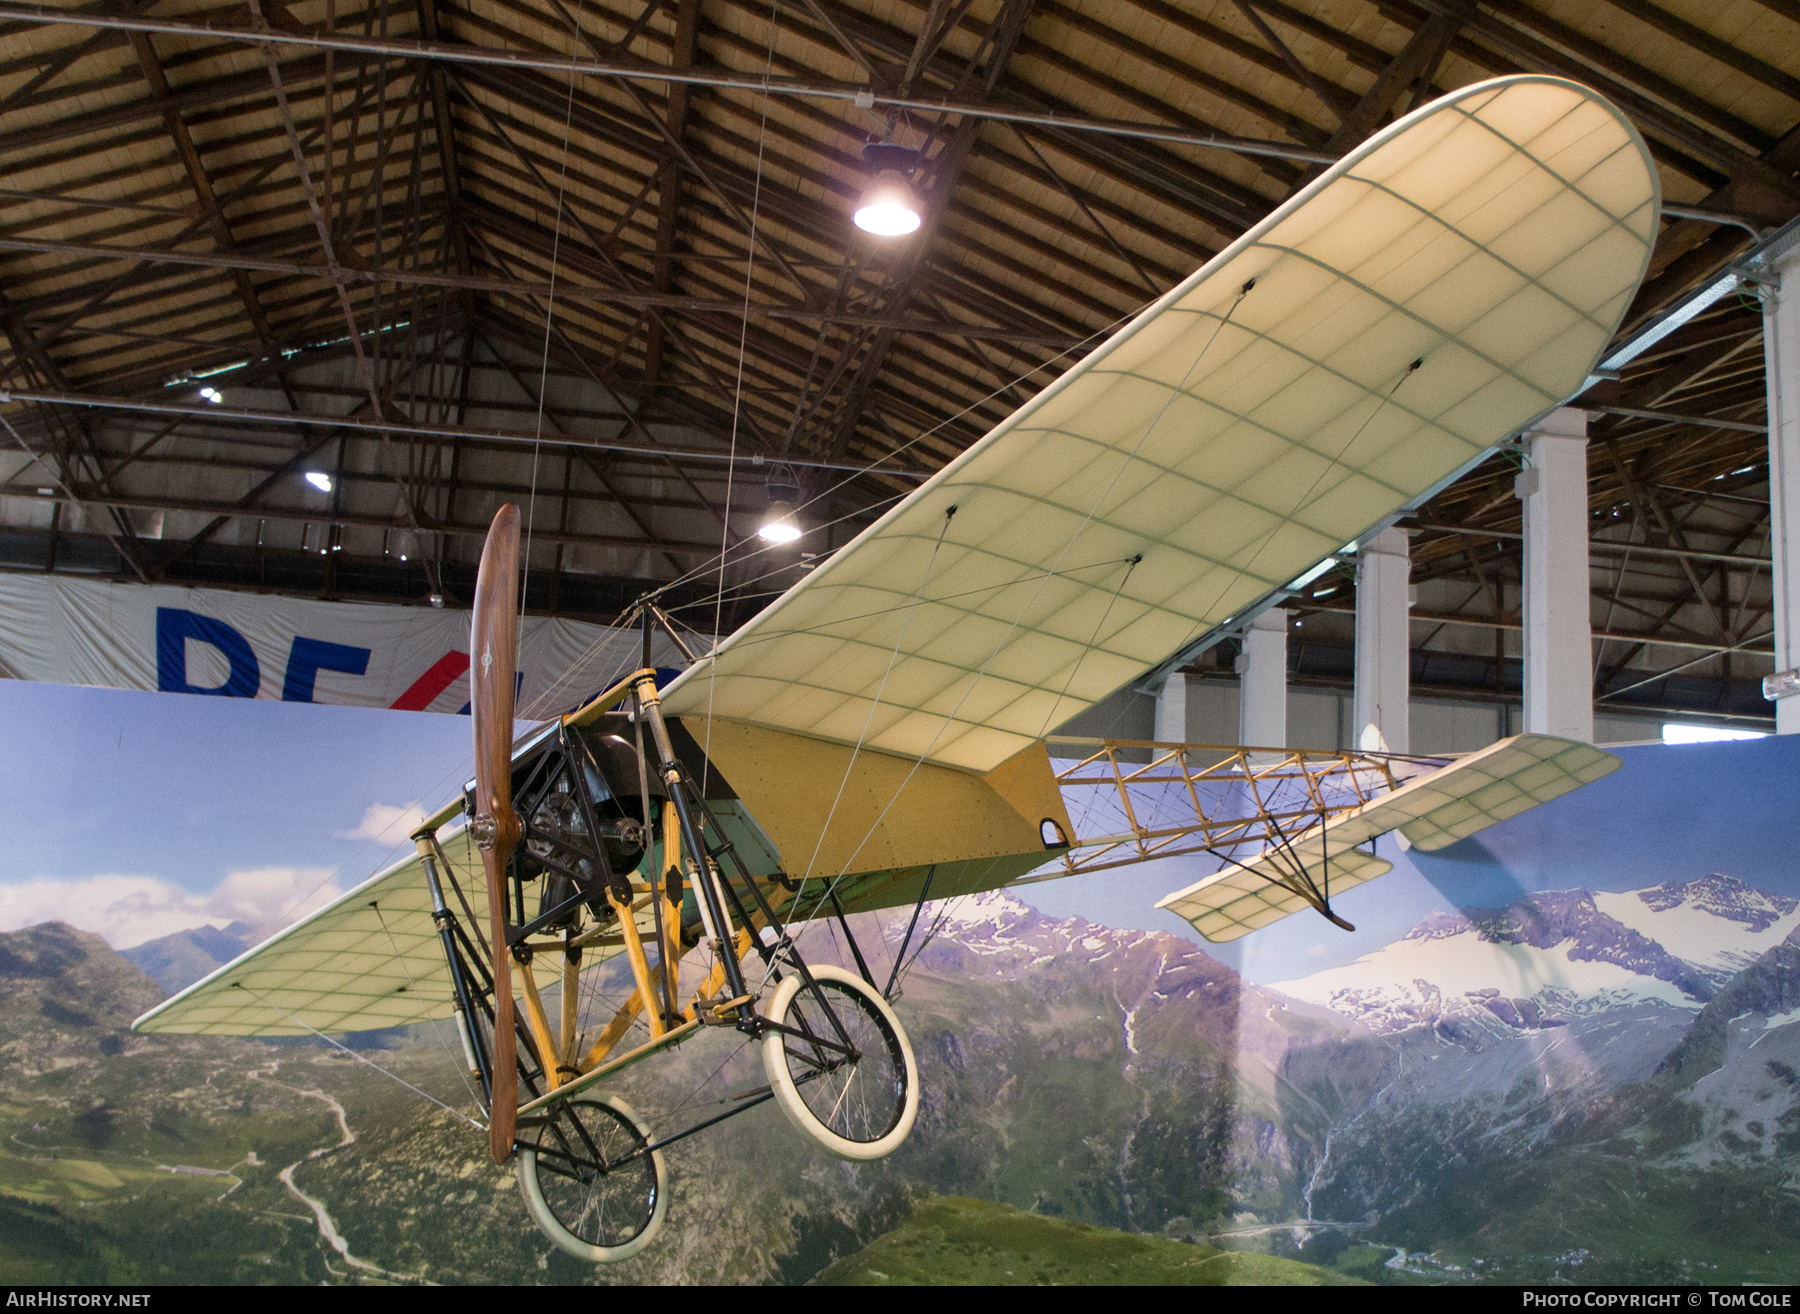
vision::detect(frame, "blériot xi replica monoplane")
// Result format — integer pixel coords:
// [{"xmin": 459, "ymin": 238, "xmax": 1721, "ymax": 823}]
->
[{"xmin": 134, "ymin": 75, "xmax": 1653, "ymax": 1261}]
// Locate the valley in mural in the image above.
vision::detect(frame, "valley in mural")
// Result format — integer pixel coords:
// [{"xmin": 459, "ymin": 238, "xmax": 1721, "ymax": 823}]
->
[
  {"xmin": 2, "ymin": 682, "xmax": 1795, "ymax": 1284},
  {"xmin": 2, "ymin": 862, "xmax": 1796, "ymax": 1284}
]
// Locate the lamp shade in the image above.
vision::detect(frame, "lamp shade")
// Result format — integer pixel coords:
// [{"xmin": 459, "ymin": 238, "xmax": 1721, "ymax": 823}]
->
[
  {"xmin": 758, "ymin": 500, "xmax": 803, "ymax": 544},
  {"xmin": 854, "ymin": 171, "xmax": 922, "ymax": 236}
]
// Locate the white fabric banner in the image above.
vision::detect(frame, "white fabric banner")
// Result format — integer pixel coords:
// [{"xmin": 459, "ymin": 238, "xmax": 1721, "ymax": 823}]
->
[{"xmin": 0, "ymin": 574, "xmax": 694, "ymax": 717}]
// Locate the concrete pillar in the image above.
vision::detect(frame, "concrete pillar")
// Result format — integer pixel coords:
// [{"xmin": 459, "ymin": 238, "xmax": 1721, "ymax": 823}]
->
[
  {"xmin": 1154, "ymin": 671, "xmax": 1190, "ymax": 742},
  {"xmin": 1518, "ymin": 406, "xmax": 1594, "ymax": 742},
  {"xmin": 1354, "ymin": 527, "xmax": 1411, "ymax": 753},
  {"xmin": 1236, "ymin": 611, "xmax": 1288, "ymax": 748},
  {"xmin": 1764, "ymin": 250, "xmax": 1800, "ymax": 734}
]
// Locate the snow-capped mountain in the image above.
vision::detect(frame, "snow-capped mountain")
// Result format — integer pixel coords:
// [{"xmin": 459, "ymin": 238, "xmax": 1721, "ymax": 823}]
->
[
  {"xmin": 1592, "ymin": 873, "xmax": 1799, "ymax": 983},
  {"xmin": 1269, "ymin": 875, "xmax": 1790, "ymax": 1036}
]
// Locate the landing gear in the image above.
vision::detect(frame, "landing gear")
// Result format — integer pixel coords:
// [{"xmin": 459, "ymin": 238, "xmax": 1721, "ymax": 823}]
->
[
  {"xmin": 761, "ymin": 964, "xmax": 919, "ymax": 1161},
  {"xmin": 518, "ymin": 1093, "xmax": 667, "ymax": 1263}
]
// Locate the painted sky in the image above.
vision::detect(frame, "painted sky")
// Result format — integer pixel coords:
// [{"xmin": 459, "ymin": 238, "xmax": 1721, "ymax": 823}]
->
[
  {"xmin": 3, "ymin": 677, "xmax": 1793, "ymax": 982},
  {"xmin": 0, "ymin": 679, "xmax": 470, "ymax": 946}
]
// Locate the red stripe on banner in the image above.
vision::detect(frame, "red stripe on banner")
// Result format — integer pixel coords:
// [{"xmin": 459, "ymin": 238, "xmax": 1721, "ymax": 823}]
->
[{"xmin": 389, "ymin": 650, "xmax": 470, "ymax": 711}]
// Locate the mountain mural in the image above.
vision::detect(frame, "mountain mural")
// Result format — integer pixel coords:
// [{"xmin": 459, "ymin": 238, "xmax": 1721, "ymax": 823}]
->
[
  {"xmin": 1269, "ymin": 875, "xmax": 1796, "ymax": 1036},
  {"xmin": 119, "ymin": 922, "xmax": 262, "ymax": 995},
  {"xmin": 2, "ymin": 872, "xmax": 1798, "ymax": 1284}
]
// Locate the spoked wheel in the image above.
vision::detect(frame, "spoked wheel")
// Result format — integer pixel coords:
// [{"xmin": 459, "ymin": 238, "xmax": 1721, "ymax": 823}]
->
[
  {"xmin": 517, "ymin": 1093, "xmax": 667, "ymax": 1263},
  {"xmin": 761, "ymin": 963, "xmax": 919, "ymax": 1161}
]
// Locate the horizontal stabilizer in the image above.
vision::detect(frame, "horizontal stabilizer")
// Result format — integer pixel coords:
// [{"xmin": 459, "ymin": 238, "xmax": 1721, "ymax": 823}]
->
[
  {"xmin": 1389, "ymin": 734, "xmax": 1620, "ymax": 851},
  {"xmin": 1156, "ymin": 734, "xmax": 1620, "ymax": 942},
  {"xmin": 1158, "ymin": 848, "xmax": 1393, "ymax": 943}
]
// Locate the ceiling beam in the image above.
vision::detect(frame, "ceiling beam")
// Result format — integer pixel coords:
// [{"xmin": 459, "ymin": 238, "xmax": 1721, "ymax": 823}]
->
[
  {"xmin": 802, "ymin": 0, "xmax": 1037, "ymax": 462},
  {"xmin": 0, "ymin": 2, "xmax": 1339, "ymax": 163},
  {"xmin": 1294, "ymin": 599, "xmax": 1770, "ymax": 656},
  {"xmin": 641, "ymin": 0, "xmax": 698, "ymax": 384},
  {"xmin": 0, "ymin": 384, "xmax": 932, "ymax": 478},
  {"xmin": 0, "ymin": 232, "xmax": 1082, "ymax": 344}
]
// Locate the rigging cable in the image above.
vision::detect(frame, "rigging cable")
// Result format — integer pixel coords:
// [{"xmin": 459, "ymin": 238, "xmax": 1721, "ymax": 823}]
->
[
  {"xmin": 1171, "ymin": 354, "xmax": 1427, "ymax": 673},
  {"xmin": 794, "ymin": 504, "xmax": 957, "ymax": 888},
  {"xmin": 700, "ymin": 0, "xmax": 780, "ymax": 796},
  {"xmin": 371, "ymin": 902, "xmax": 487, "ymax": 1115},
  {"xmin": 234, "ymin": 984, "xmax": 486, "ymax": 1130},
  {"xmin": 646, "ymin": 308, "xmax": 1137, "ymax": 604},
  {"xmin": 805, "ymin": 285, "xmax": 1256, "ymax": 901},
  {"xmin": 517, "ymin": 0, "xmax": 588, "ymax": 642}
]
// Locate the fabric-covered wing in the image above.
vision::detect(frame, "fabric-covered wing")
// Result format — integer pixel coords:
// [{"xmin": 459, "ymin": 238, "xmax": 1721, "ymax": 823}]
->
[
  {"xmin": 1158, "ymin": 848, "xmax": 1395, "ymax": 943},
  {"xmin": 1157, "ymin": 734, "xmax": 1622, "ymax": 941},
  {"xmin": 131, "ymin": 832, "xmax": 478, "ymax": 1037},
  {"xmin": 661, "ymin": 76, "xmax": 1657, "ymax": 773},
  {"xmin": 1387, "ymin": 733, "xmax": 1621, "ymax": 850}
]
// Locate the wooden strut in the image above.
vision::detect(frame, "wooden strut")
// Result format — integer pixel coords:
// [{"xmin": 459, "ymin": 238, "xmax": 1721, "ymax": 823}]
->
[
  {"xmin": 1043, "ymin": 739, "xmax": 1403, "ymax": 879},
  {"xmin": 631, "ymin": 670, "xmax": 753, "ymax": 1018},
  {"xmin": 660, "ymin": 799, "xmax": 683, "ymax": 1011},
  {"xmin": 607, "ymin": 886, "xmax": 664, "ymax": 1041},
  {"xmin": 558, "ymin": 945, "xmax": 579, "ymax": 1076},
  {"xmin": 574, "ymin": 808, "xmax": 692, "ymax": 1073},
  {"xmin": 428, "ymin": 657, "xmax": 823, "ymax": 1127},
  {"xmin": 513, "ymin": 956, "xmax": 562, "ymax": 1092}
]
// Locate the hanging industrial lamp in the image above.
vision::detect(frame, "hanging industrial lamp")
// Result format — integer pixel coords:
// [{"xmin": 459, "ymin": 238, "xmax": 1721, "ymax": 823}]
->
[
  {"xmin": 854, "ymin": 141, "xmax": 923, "ymax": 237},
  {"xmin": 758, "ymin": 477, "xmax": 804, "ymax": 544},
  {"xmin": 758, "ymin": 501, "xmax": 803, "ymax": 543}
]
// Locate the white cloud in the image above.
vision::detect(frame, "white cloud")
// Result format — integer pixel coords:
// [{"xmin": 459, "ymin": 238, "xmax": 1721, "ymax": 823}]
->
[
  {"xmin": 0, "ymin": 867, "xmax": 343, "ymax": 949},
  {"xmin": 0, "ymin": 803, "xmax": 426, "ymax": 953},
  {"xmin": 202, "ymin": 866, "xmax": 345, "ymax": 928},
  {"xmin": 335, "ymin": 801, "xmax": 426, "ymax": 843}
]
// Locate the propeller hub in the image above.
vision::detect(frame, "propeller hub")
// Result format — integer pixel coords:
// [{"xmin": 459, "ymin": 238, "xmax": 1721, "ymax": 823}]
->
[{"xmin": 470, "ymin": 811, "xmax": 498, "ymax": 850}]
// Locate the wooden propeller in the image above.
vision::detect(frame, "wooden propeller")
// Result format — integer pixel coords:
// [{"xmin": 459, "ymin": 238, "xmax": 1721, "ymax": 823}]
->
[{"xmin": 471, "ymin": 503, "xmax": 522, "ymax": 1163}]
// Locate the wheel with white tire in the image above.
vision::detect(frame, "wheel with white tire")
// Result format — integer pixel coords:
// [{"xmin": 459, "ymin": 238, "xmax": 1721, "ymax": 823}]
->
[
  {"xmin": 760, "ymin": 963, "xmax": 919, "ymax": 1161},
  {"xmin": 518, "ymin": 1092, "xmax": 667, "ymax": 1263}
]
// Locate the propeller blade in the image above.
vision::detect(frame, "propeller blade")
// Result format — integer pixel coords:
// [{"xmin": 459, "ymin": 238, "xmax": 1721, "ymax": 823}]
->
[{"xmin": 471, "ymin": 503, "xmax": 521, "ymax": 1163}]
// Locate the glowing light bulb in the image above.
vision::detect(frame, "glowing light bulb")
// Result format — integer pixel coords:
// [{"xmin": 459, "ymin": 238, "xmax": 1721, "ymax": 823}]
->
[
  {"xmin": 758, "ymin": 501, "xmax": 803, "ymax": 544},
  {"xmin": 854, "ymin": 172, "xmax": 922, "ymax": 236}
]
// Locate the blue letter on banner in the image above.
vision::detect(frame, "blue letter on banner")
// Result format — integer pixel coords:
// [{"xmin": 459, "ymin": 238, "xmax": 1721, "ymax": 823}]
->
[
  {"xmin": 282, "ymin": 636, "xmax": 371, "ymax": 703},
  {"xmin": 155, "ymin": 608, "xmax": 260, "ymax": 697}
]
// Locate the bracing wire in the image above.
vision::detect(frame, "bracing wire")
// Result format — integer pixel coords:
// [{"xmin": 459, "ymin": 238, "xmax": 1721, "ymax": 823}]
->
[
  {"xmin": 372, "ymin": 903, "xmax": 486, "ymax": 1113},
  {"xmin": 773, "ymin": 405, "xmax": 1227, "ymax": 938},
  {"xmin": 1153, "ymin": 352, "xmax": 1427, "ymax": 689},
  {"xmin": 789, "ymin": 286, "xmax": 1256, "ymax": 916},
  {"xmin": 678, "ymin": 556, "xmax": 1139, "ymax": 667},
  {"xmin": 648, "ymin": 308, "xmax": 1137, "ymax": 605},
  {"xmin": 236, "ymin": 984, "xmax": 486, "ymax": 1130},
  {"xmin": 503, "ymin": 303, "xmax": 1140, "ymax": 727},
  {"xmin": 1033, "ymin": 553, "xmax": 1141, "ymax": 743},
  {"xmin": 701, "ymin": 0, "xmax": 781, "ymax": 794},
  {"xmin": 796, "ymin": 505, "xmax": 957, "ymax": 884},
  {"xmin": 518, "ymin": 0, "xmax": 587, "ymax": 632}
]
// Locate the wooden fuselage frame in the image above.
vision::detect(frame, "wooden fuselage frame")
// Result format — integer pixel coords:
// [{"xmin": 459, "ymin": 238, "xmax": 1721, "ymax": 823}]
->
[{"xmin": 438, "ymin": 669, "xmax": 1073, "ymax": 1115}]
